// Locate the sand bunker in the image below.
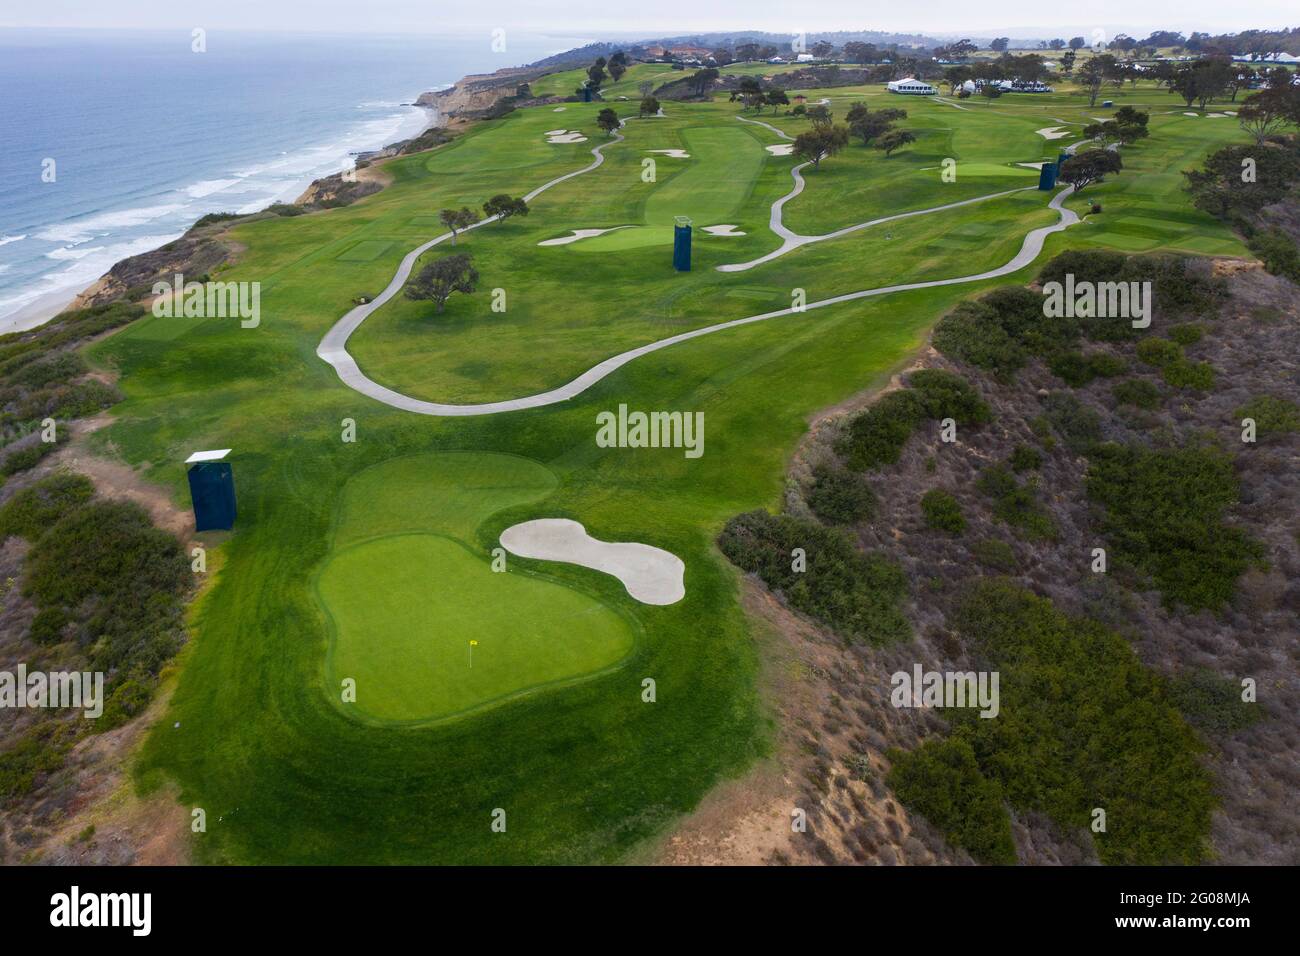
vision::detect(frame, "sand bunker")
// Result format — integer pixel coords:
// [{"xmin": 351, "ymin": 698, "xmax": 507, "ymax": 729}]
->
[
  {"xmin": 1035, "ymin": 127, "xmax": 1071, "ymax": 140},
  {"xmin": 538, "ymin": 227, "xmax": 631, "ymax": 247},
  {"xmin": 765, "ymin": 144, "xmax": 794, "ymax": 156},
  {"xmin": 646, "ymin": 148, "xmax": 690, "ymax": 159},
  {"xmin": 1184, "ymin": 111, "xmax": 1200, "ymax": 117},
  {"xmin": 701, "ymin": 224, "xmax": 746, "ymax": 236},
  {"xmin": 546, "ymin": 130, "xmax": 589, "ymax": 144},
  {"xmin": 1016, "ymin": 162, "xmax": 1048, "ymax": 169},
  {"xmin": 500, "ymin": 518, "xmax": 685, "ymax": 605},
  {"xmin": 553, "ymin": 107, "xmax": 566, "ymax": 112}
]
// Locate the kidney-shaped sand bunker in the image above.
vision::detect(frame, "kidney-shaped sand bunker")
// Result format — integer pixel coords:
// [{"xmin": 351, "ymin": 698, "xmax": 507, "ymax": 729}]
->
[{"xmin": 500, "ymin": 519, "xmax": 685, "ymax": 605}]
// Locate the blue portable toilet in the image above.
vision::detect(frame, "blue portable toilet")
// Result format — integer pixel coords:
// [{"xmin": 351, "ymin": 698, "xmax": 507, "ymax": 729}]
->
[
  {"xmin": 1101, "ymin": 100, "xmax": 1113, "ymax": 108},
  {"xmin": 1038, "ymin": 163, "xmax": 1057, "ymax": 190},
  {"xmin": 186, "ymin": 449, "xmax": 236, "ymax": 531},
  {"xmin": 581, "ymin": 86, "xmax": 594, "ymax": 103},
  {"xmin": 673, "ymin": 216, "xmax": 692, "ymax": 272}
]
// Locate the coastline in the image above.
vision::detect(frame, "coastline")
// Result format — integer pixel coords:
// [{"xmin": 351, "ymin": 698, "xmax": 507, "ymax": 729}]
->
[{"xmin": 0, "ymin": 101, "xmax": 441, "ymax": 337}]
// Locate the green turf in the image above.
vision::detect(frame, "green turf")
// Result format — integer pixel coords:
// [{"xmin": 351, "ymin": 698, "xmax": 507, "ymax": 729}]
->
[
  {"xmin": 73, "ymin": 74, "xmax": 1256, "ymax": 865},
  {"xmin": 335, "ymin": 240, "xmax": 394, "ymax": 261},
  {"xmin": 332, "ymin": 451, "xmax": 557, "ymax": 548},
  {"xmin": 318, "ymin": 534, "xmax": 635, "ymax": 723},
  {"xmin": 579, "ymin": 125, "xmax": 766, "ymax": 250}
]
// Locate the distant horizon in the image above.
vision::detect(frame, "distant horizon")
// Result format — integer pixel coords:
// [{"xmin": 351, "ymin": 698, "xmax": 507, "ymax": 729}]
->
[{"xmin": 1, "ymin": 3, "xmax": 1296, "ymax": 42}]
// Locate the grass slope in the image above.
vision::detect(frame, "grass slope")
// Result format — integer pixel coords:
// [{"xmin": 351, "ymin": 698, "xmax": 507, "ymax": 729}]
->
[{"xmin": 75, "ymin": 76, "xmax": 1254, "ymax": 864}]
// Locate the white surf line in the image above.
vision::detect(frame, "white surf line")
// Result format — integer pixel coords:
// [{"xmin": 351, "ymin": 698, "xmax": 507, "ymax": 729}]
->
[
  {"xmin": 318, "ymin": 182, "xmax": 1080, "ymax": 417},
  {"xmin": 317, "ymin": 127, "xmax": 628, "ymax": 404}
]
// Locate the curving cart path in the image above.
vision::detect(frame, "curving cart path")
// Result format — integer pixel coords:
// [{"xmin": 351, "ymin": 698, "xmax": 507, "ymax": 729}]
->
[
  {"xmin": 317, "ymin": 119, "xmax": 1084, "ymax": 418},
  {"xmin": 722, "ymin": 115, "xmax": 1038, "ymax": 271}
]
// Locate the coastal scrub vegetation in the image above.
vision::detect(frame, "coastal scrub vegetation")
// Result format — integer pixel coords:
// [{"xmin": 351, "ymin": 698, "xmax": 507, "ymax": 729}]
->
[
  {"xmin": 717, "ymin": 510, "xmax": 908, "ymax": 645},
  {"xmin": 890, "ymin": 581, "xmax": 1215, "ymax": 866},
  {"xmin": 0, "ymin": 473, "xmax": 190, "ymax": 804},
  {"xmin": 836, "ymin": 370, "xmax": 990, "ymax": 470}
]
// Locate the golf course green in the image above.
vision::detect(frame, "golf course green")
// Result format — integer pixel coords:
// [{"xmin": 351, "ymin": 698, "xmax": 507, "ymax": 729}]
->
[
  {"xmin": 81, "ymin": 61, "xmax": 1251, "ymax": 864},
  {"xmin": 317, "ymin": 451, "xmax": 633, "ymax": 723}
]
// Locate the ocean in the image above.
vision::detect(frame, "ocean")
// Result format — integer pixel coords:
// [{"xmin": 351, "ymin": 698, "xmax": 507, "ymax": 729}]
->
[{"xmin": 0, "ymin": 28, "xmax": 588, "ymax": 328}]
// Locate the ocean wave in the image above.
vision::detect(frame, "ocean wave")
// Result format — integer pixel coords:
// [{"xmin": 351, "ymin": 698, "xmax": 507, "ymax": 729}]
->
[
  {"xmin": 35, "ymin": 203, "xmax": 186, "ymax": 245},
  {"xmin": 0, "ymin": 235, "xmax": 26, "ymax": 247},
  {"xmin": 184, "ymin": 179, "xmax": 242, "ymax": 199},
  {"xmin": 0, "ymin": 232, "xmax": 181, "ymax": 317},
  {"xmin": 1, "ymin": 103, "xmax": 430, "ymax": 325},
  {"xmin": 46, "ymin": 245, "xmax": 106, "ymax": 261}
]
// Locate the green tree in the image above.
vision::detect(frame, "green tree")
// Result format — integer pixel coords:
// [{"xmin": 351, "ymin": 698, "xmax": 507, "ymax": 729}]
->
[
  {"xmin": 875, "ymin": 128, "xmax": 917, "ymax": 156},
  {"xmin": 596, "ymin": 107, "xmax": 620, "ymax": 135},
  {"xmin": 1058, "ymin": 149, "xmax": 1123, "ymax": 192},
  {"xmin": 404, "ymin": 254, "xmax": 479, "ymax": 314},
  {"xmin": 438, "ymin": 206, "xmax": 480, "ymax": 245},
  {"xmin": 482, "ymin": 194, "xmax": 528, "ymax": 224},
  {"xmin": 792, "ymin": 125, "xmax": 849, "ymax": 168}
]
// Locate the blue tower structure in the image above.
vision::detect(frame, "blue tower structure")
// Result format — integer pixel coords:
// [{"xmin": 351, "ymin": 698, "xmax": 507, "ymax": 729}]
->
[
  {"xmin": 673, "ymin": 216, "xmax": 693, "ymax": 272},
  {"xmin": 186, "ymin": 449, "xmax": 236, "ymax": 532}
]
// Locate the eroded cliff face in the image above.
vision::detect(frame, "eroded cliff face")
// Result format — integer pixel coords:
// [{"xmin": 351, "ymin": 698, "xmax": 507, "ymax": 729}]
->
[{"xmin": 416, "ymin": 66, "xmax": 559, "ymax": 119}]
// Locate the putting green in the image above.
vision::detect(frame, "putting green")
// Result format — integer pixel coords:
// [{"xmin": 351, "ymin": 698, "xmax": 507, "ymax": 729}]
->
[
  {"xmin": 319, "ymin": 534, "xmax": 635, "ymax": 723},
  {"xmin": 333, "ymin": 451, "xmax": 557, "ymax": 548},
  {"xmin": 579, "ymin": 125, "xmax": 764, "ymax": 251}
]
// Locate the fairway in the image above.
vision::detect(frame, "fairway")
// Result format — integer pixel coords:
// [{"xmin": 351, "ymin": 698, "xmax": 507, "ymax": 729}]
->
[
  {"xmin": 81, "ymin": 61, "xmax": 1257, "ymax": 864},
  {"xmin": 579, "ymin": 125, "xmax": 765, "ymax": 250},
  {"xmin": 318, "ymin": 534, "xmax": 635, "ymax": 723}
]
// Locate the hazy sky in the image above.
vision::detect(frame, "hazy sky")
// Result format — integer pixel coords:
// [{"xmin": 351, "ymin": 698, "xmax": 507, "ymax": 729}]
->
[{"xmin": 1, "ymin": 0, "xmax": 1293, "ymax": 38}]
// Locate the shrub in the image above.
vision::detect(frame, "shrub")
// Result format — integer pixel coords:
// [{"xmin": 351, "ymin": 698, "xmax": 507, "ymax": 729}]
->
[
  {"xmin": 0, "ymin": 436, "xmax": 65, "ymax": 477},
  {"xmin": 1041, "ymin": 392, "xmax": 1102, "ymax": 455},
  {"xmin": 1235, "ymin": 395, "xmax": 1299, "ymax": 438},
  {"xmin": 837, "ymin": 390, "xmax": 924, "ymax": 469},
  {"xmin": 977, "ymin": 465, "xmax": 1057, "ymax": 541},
  {"xmin": 1168, "ymin": 323, "xmax": 1204, "ymax": 346},
  {"xmin": 837, "ymin": 371, "xmax": 989, "ymax": 471},
  {"xmin": 1248, "ymin": 227, "xmax": 1300, "ymax": 282},
  {"xmin": 29, "ymin": 607, "xmax": 71, "ymax": 645},
  {"xmin": 26, "ymin": 500, "xmax": 190, "ymax": 674},
  {"xmin": 1047, "ymin": 350, "xmax": 1125, "ymax": 387},
  {"xmin": 921, "ymin": 489, "xmax": 965, "ymax": 533},
  {"xmin": 1168, "ymin": 668, "xmax": 1262, "ymax": 735},
  {"xmin": 1085, "ymin": 442, "xmax": 1264, "ymax": 611},
  {"xmin": 1113, "ymin": 378, "xmax": 1162, "ymax": 410},
  {"xmin": 807, "ymin": 466, "xmax": 876, "ymax": 524},
  {"xmin": 887, "ymin": 738, "xmax": 1016, "ymax": 864},
  {"xmin": 970, "ymin": 538, "xmax": 1017, "ymax": 571},
  {"xmin": 10, "ymin": 352, "xmax": 86, "ymax": 389},
  {"xmin": 1162, "ymin": 356, "xmax": 1215, "ymax": 391},
  {"xmin": 1136, "ymin": 337, "xmax": 1181, "ymax": 368},
  {"xmin": 932, "ymin": 287, "xmax": 1076, "ymax": 380},
  {"xmin": 717, "ymin": 510, "xmax": 909, "ymax": 645},
  {"xmin": 0, "ymin": 472, "xmax": 94, "ymax": 541},
  {"xmin": 907, "ymin": 369, "xmax": 992, "ymax": 422},
  {"xmin": 1009, "ymin": 445, "xmax": 1042, "ymax": 472},
  {"xmin": 948, "ymin": 580, "xmax": 1215, "ymax": 865}
]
